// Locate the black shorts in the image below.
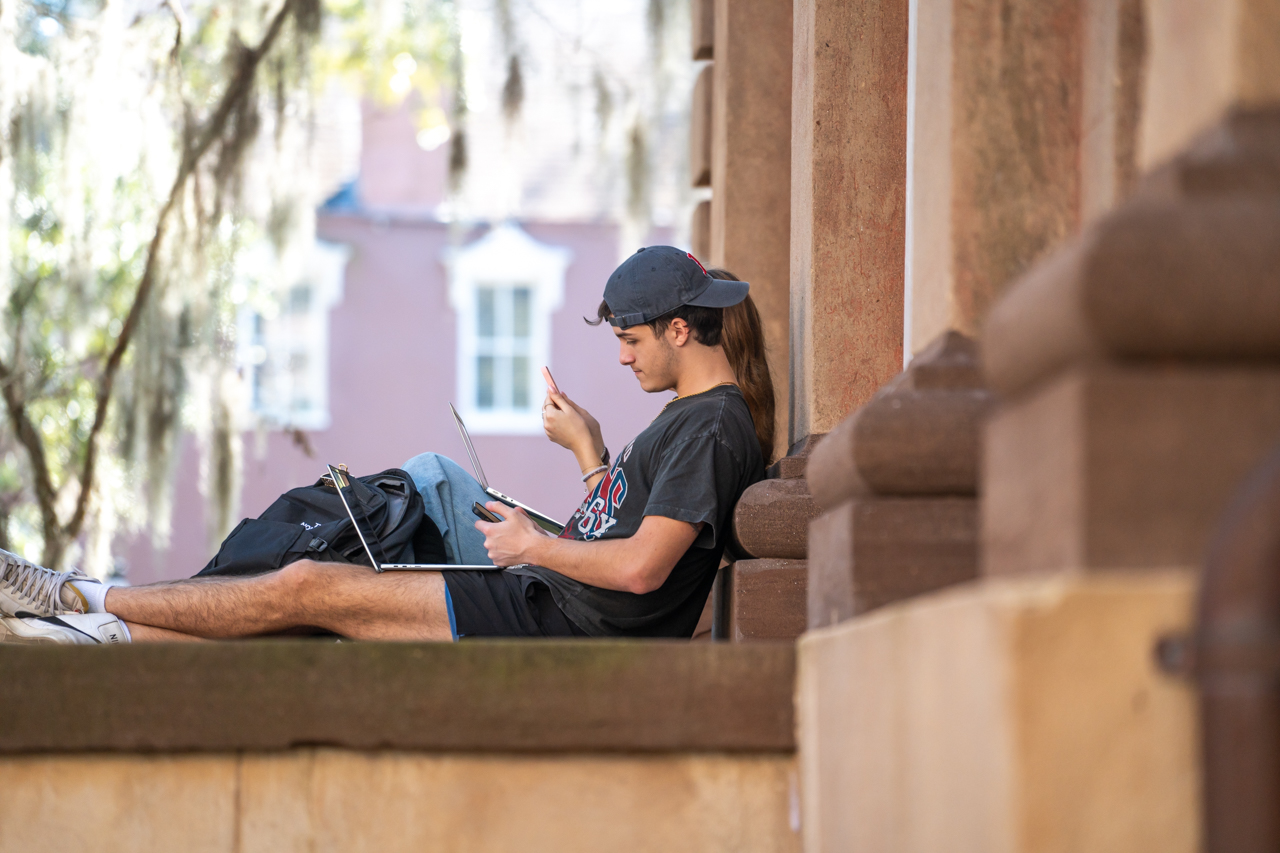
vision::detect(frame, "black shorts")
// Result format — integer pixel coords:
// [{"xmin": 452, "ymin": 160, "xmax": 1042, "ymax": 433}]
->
[{"xmin": 441, "ymin": 570, "xmax": 589, "ymax": 638}]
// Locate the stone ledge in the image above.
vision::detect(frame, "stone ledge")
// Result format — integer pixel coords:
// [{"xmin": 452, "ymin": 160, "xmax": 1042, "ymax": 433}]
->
[
  {"xmin": 726, "ymin": 559, "xmax": 808, "ymax": 641},
  {"xmin": 798, "ymin": 571, "xmax": 1198, "ymax": 853},
  {"xmin": 0, "ymin": 640, "xmax": 795, "ymax": 754}
]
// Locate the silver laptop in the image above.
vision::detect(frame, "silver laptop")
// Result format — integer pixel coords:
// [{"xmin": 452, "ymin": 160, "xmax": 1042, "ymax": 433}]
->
[
  {"xmin": 327, "ymin": 464, "xmax": 501, "ymax": 572},
  {"xmin": 450, "ymin": 404, "xmax": 566, "ymax": 535}
]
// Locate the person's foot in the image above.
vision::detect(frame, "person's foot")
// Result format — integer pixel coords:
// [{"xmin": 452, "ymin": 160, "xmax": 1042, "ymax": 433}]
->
[
  {"xmin": 0, "ymin": 548, "xmax": 102, "ymax": 617},
  {"xmin": 0, "ymin": 613, "xmax": 130, "ymax": 645}
]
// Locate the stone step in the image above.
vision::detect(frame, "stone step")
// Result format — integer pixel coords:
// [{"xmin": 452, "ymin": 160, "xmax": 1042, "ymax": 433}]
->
[
  {"xmin": 0, "ymin": 640, "xmax": 795, "ymax": 754},
  {"xmin": 808, "ymin": 496, "xmax": 978, "ymax": 628},
  {"xmin": 723, "ymin": 558, "xmax": 809, "ymax": 641}
]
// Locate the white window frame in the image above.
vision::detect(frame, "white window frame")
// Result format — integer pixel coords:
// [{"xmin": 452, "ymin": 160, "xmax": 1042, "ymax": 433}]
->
[
  {"xmin": 445, "ymin": 223, "xmax": 570, "ymax": 434},
  {"xmin": 237, "ymin": 239, "xmax": 349, "ymax": 431}
]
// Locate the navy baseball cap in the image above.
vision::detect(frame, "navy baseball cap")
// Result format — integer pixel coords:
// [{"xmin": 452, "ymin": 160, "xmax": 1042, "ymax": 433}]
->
[{"xmin": 603, "ymin": 246, "xmax": 750, "ymax": 328}]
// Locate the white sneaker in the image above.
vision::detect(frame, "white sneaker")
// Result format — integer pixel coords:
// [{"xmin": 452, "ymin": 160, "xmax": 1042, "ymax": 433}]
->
[
  {"xmin": 0, "ymin": 613, "xmax": 130, "ymax": 645},
  {"xmin": 0, "ymin": 548, "xmax": 99, "ymax": 617}
]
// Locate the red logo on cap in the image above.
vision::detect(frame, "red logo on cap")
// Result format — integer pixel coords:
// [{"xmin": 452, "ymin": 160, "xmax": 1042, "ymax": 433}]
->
[{"xmin": 687, "ymin": 252, "xmax": 709, "ymax": 276}]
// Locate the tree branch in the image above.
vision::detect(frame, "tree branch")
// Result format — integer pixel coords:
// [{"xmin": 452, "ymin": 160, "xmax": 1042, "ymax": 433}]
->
[
  {"xmin": 0, "ymin": 359, "xmax": 62, "ymax": 555},
  {"xmin": 54, "ymin": 0, "xmax": 304, "ymax": 557}
]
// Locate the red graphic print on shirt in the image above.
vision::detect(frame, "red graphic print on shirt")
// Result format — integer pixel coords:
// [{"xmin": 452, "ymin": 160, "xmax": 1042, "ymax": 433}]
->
[{"xmin": 564, "ymin": 463, "xmax": 630, "ymax": 541}]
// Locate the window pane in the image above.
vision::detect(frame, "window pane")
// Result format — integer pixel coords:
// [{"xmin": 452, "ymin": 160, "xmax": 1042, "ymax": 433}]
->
[
  {"xmin": 477, "ymin": 288, "xmax": 496, "ymax": 338},
  {"xmin": 512, "ymin": 288, "xmax": 532, "ymax": 338},
  {"xmin": 512, "ymin": 356, "xmax": 530, "ymax": 409},
  {"xmin": 477, "ymin": 355, "xmax": 495, "ymax": 408},
  {"xmin": 289, "ymin": 285, "xmax": 312, "ymax": 314}
]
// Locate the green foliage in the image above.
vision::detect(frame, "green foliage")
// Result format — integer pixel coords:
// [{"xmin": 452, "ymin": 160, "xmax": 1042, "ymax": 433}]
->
[{"xmin": 0, "ymin": 0, "xmax": 458, "ymax": 570}]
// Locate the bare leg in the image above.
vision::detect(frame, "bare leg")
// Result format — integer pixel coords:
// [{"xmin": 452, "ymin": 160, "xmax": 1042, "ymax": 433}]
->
[
  {"xmin": 126, "ymin": 623, "xmax": 207, "ymax": 642},
  {"xmin": 104, "ymin": 561, "xmax": 452, "ymax": 642}
]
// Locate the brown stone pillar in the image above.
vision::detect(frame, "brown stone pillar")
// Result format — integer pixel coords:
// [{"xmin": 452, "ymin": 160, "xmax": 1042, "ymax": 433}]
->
[
  {"xmin": 982, "ymin": 111, "xmax": 1280, "ymax": 577},
  {"xmin": 690, "ymin": 199, "xmax": 711, "ymax": 261},
  {"xmin": 798, "ymin": 11, "xmax": 1280, "ymax": 853},
  {"xmin": 790, "ymin": 0, "xmax": 907, "ymax": 445},
  {"xmin": 1080, "ymin": 0, "xmax": 1145, "ymax": 222},
  {"xmin": 692, "ymin": 0, "xmax": 714, "ymax": 60},
  {"xmin": 907, "ymin": 0, "xmax": 1098, "ymax": 355},
  {"xmin": 709, "ymin": 0, "xmax": 793, "ymax": 461},
  {"xmin": 723, "ymin": 466, "xmax": 822, "ymax": 641},
  {"xmin": 690, "ymin": 65, "xmax": 713, "ymax": 188},
  {"xmin": 1139, "ymin": 0, "xmax": 1280, "ymax": 169},
  {"xmin": 805, "ymin": 332, "xmax": 990, "ymax": 626}
]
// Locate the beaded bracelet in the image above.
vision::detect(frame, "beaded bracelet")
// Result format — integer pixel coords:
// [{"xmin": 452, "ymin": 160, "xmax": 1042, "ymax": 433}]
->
[{"xmin": 580, "ymin": 464, "xmax": 608, "ymax": 489}]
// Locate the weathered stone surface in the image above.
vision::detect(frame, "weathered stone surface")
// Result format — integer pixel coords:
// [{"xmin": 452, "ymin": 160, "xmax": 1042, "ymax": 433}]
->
[
  {"xmin": 726, "ymin": 559, "xmax": 808, "ymax": 641},
  {"xmin": 732, "ymin": 478, "xmax": 821, "ymax": 559},
  {"xmin": 807, "ymin": 497, "xmax": 978, "ymax": 628},
  {"xmin": 1140, "ymin": 0, "xmax": 1280, "ymax": 170},
  {"xmin": 807, "ymin": 332, "xmax": 991, "ymax": 509},
  {"xmin": 692, "ymin": 0, "xmax": 714, "ymax": 60},
  {"xmin": 766, "ymin": 434, "xmax": 823, "ymax": 481},
  {"xmin": 767, "ymin": 456, "xmax": 807, "ymax": 481},
  {"xmin": 690, "ymin": 64, "xmax": 713, "ymax": 187},
  {"xmin": 1080, "ymin": 0, "xmax": 1145, "ymax": 222},
  {"xmin": 0, "ymin": 752, "xmax": 800, "ymax": 853},
  {"xmin": 711, "ymin": 0, "xmax": 792, "ymax": 460},
  {"xmin": 902, "ymin": 329, "xmax": 984, "ymax": 390},
  {"xmin": 0, "ymin": 755, "xmax": 238, "ymax": 853},
  {"xmin": 983, "ymin": 364, "xmax": 1280, "ymax": 577},
  {"xmin": 908, "ymin": 0, "xmax": 1086, "ymax": 354},
  {"xmin": 0, "ymin": 641, "xmax": 795, "ymax": 754},
  {"xmin": 798, "ymin": 571, "xmax": 1199, "ymax": 853},
  {"xmin": 950, "ymin": 0, "xmax": 1084, "ymax": 339},
  {"xmin": 790, "ymin": 0, "xmax": 906, "ymax": 442},
  {"xmin": 985, "ymin": 112, "xmax": 1280, "ymax": 400},
  {"xmin": 690, "ymin": 198, "xmax": 711, "ymax": 261}
]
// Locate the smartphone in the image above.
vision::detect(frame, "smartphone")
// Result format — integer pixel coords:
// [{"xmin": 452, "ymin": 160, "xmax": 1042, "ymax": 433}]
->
[
  {"xmin": 541, "ymin": 366, "xmax": 561, "ymax": 396},
  {"xmin": 472, "ymin": 501, "xmax": 502, "ymax": 523}
]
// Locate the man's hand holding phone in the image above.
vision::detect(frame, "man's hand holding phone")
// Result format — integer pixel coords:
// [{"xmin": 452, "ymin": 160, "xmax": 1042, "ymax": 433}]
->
[
  {"xmin": 541, "ymin": 366, "xmax": 561, "ymax": 396},
  {"xmin": 539, "ymin": 366, "xmax": 606, "ymax": 469}
]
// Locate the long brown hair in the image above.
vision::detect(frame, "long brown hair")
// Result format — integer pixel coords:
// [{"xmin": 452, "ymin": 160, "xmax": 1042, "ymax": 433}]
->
[{"xmin": 707, "ymin": 268, "xmax": 775, "ymax": 465}]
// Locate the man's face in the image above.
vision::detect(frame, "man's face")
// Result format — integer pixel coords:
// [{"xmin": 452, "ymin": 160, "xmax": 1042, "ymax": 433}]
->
[{"xmin": 613, "ymin": 322, "xmax": 678, "ymax": 392}]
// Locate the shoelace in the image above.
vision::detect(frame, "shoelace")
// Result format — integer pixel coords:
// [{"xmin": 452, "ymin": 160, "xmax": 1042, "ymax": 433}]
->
[{"xmin": 2, "ymin": 557, "xmax": 75, "ymax": 614}]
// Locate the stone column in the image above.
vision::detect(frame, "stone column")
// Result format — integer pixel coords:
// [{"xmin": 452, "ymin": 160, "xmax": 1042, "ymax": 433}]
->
[
  {"xmin": 907, "ymin": 0, "xmax": 1096, "ymax": 355},
  {"xmin": 805, "ymin": 332, "xmax": 990, "ymax": 628},
  {"xmin": 800, "ymin": 109, "xmax": 1280, "ymax": 853},
  {"xmin": 690, "ymin": 199, "xmax": 711, "ymax": 261},
  {"xmin": 709, "ymin": 0, "xmax": 793, "ymax": 461},
  {"xmin": 690, "ymin": 64, "xmax": 713, "ymax": 189},
  {"xmin": 688, "ymin": 0, "xmax": 713, "ymax": 269},
  {"xmin": 1139, "ymin": 0, "xmax": 1280, "ymax": 170},
  {"xmin": 982, "ymin": 112, "xmax": 1280, "ymax": 577},
  {"xmin": 1080, "ymin": 0, "xmax": 1146, "ymax": 221},
  {"xmin": 692, "ymin": 0, "xmax": 714, "ymax": 60},
  {"xmin": 799, "ymin": 7, "xmax": 1280, "ymax": 853},
  {"xmin": 790, "ymin": 0, "xmax": 908, "ymax": 446}
]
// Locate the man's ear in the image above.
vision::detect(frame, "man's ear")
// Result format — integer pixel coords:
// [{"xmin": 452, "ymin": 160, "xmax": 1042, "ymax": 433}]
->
[{"xmin": 667, "ymin": 317, "xmax": 691, "ymax": 347}]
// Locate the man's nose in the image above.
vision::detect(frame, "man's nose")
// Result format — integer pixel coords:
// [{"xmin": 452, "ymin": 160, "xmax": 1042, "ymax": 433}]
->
[{"xmin": 618, "ymin": 345, "xmax": 634, "ymax": 365}]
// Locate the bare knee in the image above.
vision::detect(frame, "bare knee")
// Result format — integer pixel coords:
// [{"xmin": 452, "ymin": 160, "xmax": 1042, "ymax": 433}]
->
[
  {"xmin": 275, "ymin": 559, "xmax": 369, "ymax": 598},
  {"xmin": 275, "ymin": 559, "xmax": 327, "ymax": 598}
]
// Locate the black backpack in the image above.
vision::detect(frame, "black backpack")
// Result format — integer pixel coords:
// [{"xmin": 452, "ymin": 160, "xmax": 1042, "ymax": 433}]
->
[{"xmin": 196, "ymin": 467, "xmax": 447, "ymax": 577}]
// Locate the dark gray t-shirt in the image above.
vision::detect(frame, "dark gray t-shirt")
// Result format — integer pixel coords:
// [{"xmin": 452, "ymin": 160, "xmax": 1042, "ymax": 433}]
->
[{"xmin": 511, "ymin": 385, "xmax": 764, "ymax": 637}]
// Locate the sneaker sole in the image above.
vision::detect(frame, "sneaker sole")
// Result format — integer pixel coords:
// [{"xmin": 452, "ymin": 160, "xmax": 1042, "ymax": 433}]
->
[{"xmin": 0, "ymin": 621, "xmax": 59, "ymax": 645}]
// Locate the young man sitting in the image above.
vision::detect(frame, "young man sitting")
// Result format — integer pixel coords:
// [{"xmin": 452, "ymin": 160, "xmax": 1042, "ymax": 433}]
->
[{"xmin": 0, "ymin": 248, "xmax": 773, "ymax": 643}]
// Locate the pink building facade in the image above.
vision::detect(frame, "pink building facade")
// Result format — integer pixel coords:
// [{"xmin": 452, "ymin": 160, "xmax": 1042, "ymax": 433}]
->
[{"xmin": 123, "ymin": 103, "xmax": 671, "ymax": 584}]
